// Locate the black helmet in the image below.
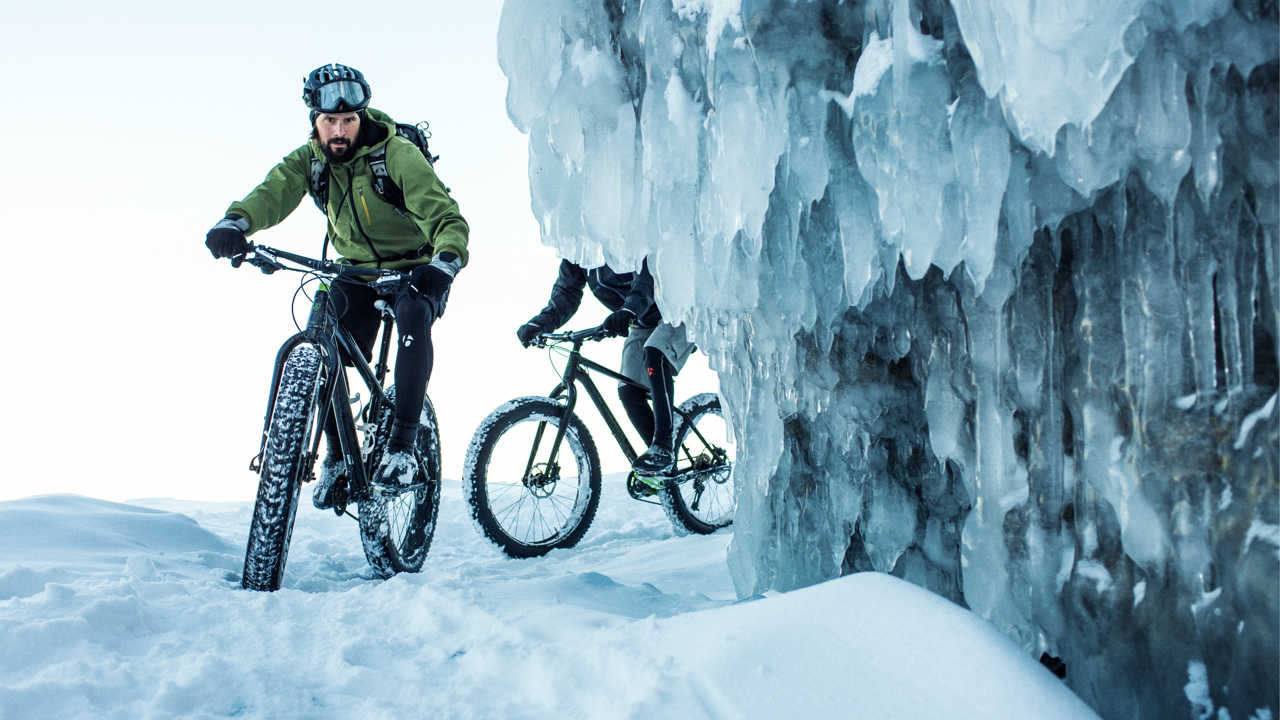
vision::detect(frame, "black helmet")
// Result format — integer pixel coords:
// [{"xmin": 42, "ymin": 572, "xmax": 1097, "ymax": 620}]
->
[{"xmin": 302, "ymin": 63, "xmax": 371, "ymax": 114}]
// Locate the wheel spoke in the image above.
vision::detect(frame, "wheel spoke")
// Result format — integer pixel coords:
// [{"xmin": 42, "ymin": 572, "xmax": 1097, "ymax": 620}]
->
[
  {"xmin": 492, "ymin": 479, "xmax": 579, "ymax": 544},
  {"xmin": 467, "ymin": 400, "xmax": 601, "ymax": 556}
]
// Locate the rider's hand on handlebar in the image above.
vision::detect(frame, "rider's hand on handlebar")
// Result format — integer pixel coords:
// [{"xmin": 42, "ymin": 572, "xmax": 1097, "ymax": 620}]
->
[
  {"xmin": 205, "ymin": 214, "xmax": 250, "ymax": 260},
  {"xmin": 602, "ymin": 309, "xmax": 635, "ymax": 338},
  {"xmin": 516, "ymin": 321, "xmax": 542, "ymax": 347}
]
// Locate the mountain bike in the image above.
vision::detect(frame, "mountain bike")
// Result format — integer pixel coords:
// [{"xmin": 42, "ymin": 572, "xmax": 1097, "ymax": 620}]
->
[
  {"xmin": 231, "ymin": 244, "xmax": 441, "ymax": 591},
  {"xmin": 462, "ymin": 325, "xmax": 735, "ymax": 558}
]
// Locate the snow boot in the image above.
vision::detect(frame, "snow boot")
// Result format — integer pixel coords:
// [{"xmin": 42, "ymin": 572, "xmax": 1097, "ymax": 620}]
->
[
  {"xmin": 313, "ymin": 454, "xmax": 348, "ymax": 510},
  {"xmin": 374, "ymin": 420, "xmax": 421, "ymax": 492},
  {"xmin": 632, "ymin": 443, "xmax": 675, "ymax": 485}
]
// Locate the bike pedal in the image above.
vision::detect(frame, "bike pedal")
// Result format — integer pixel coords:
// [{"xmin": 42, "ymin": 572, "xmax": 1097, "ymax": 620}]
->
[
  {"xmin": 631, "ymin": 472, "xmax": 670, "ymax": 489},
  {"xmin": 626, "ymin": 472, "xmax": 659, "ymax": 499},
  {"xmin": 372, "ymin": 481, "xmax": 427, "ymax": 497},
  {"xmin": 331, "ymin": 486, "xmax": 349, "ymax": 515}
]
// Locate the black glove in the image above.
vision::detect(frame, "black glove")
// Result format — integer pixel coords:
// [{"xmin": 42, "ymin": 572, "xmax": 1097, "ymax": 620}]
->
[
  {"xmin": 205, "ymin": 215, "xmax": 250, "ymax": 259},
  {"xmin": 410, "ymin": 252, "xmax": 460, "ymax": 320},
  {"xmin": 516, "ymin": 321, "xmax": 543, "ymax": 347},
  {"xmin": 602, "ymin": 309, "xmax": 635, "ymax": 337}
]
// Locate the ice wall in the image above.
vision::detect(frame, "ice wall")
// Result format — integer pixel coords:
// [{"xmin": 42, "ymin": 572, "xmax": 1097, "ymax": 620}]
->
[{"xmin": 497, "ymin": 1, "xmax": 1279, "ymax": 717}]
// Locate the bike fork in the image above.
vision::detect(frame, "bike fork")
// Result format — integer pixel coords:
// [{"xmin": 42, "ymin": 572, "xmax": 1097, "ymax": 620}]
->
[{"xmin": 525, "ymin": 380, "xmax": 578, "ymax": 480}]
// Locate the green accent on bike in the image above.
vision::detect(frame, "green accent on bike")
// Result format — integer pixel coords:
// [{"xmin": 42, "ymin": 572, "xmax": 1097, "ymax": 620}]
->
[
  {"xmin": 625, "ymin": 471, "xmax": 657, "ymax": 497},
  {"xmin": 311, "ymin": 281, "xmax": 331, "ymax": 313},
  {"xmin": 632, "ymin": 472, "xmax": 666, "ymax": 491}
]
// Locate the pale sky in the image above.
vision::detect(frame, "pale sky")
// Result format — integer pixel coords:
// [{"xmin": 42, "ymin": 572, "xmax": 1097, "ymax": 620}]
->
[{"xmin": 1, "ymin": 0, "xmax": 717, "ymax": 502}]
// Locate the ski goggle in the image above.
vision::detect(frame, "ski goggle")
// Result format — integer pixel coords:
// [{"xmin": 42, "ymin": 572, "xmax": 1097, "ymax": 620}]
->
[{"xmin": 312, "ymin": 80, "xmax": 368, "ymax": 113}]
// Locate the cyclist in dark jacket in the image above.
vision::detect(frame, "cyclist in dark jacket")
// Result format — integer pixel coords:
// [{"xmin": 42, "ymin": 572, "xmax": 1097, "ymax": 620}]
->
[
  {"xmin": 204, "ymin": 63, "xmax": 468, "ymax": 508},
  {"xmin": 517, "ymin": 258, "xmax": 694, "ymax": 481},
  {"xmin": 518, "ymin": 260, "xmax": 659, "ymax": 443}
]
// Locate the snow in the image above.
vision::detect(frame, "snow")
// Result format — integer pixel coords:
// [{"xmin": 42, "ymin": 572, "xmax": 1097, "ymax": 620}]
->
[{"xmin": 0, "ymin": 485, "xmax": 1098, "ymax": 719}]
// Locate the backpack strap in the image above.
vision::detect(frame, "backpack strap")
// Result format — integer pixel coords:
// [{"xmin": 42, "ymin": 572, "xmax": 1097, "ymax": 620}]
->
[
  {"xmin": 366, "ymin": 148, "xmax": 410, "ymax": 217},
  {"xmin": 308, "ymin": 155, "xmax": 330, "ymax": 212},
  {"xmin": 309, "ymin": 143, "xmax": 428, "ymax": 266}
]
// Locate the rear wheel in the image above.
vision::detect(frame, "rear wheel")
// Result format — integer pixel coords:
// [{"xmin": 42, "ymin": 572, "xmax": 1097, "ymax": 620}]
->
[
  {"xmin": 463, "ymin": 397, "xmax": 601, "ymax": 558},
  {"xmin": 358, "ymin": 388, "xmax": 442, "ymax": 577},
  {"xmin": 242, "ymin": 344, "xmax": 324, "ymax": 591},
  {"xmin": 660, "ymin": 393, "xmax": 736, "ymax": 535}
]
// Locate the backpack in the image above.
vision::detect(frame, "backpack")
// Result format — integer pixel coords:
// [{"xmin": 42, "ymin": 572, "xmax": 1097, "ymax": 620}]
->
[{"xmin": 307, "ymin": 120, "xmax": 440, "ymax": 218}]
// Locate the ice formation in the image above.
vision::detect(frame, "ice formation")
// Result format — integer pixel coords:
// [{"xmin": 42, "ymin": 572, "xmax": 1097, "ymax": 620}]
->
[{"xmin": 497, "ymin": 1, "xmax": 1279, "ymax": 717}]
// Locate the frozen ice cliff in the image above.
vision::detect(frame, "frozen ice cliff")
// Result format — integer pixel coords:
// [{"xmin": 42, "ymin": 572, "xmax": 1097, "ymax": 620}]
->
[{"xmin": 497, "ymin": 0, "xmax": 1279, "ymax": 717}]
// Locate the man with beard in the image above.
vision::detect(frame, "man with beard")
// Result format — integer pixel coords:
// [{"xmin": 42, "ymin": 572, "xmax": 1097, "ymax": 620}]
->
[{"xmin": 204, "ymin": 63, "xmax": 468, "ymax": 507}]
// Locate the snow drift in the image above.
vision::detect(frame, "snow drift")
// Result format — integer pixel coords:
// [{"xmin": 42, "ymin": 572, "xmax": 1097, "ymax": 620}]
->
[{"xmin": 0, "ymin": 492, "xmax": 1101, "ymax": 718}]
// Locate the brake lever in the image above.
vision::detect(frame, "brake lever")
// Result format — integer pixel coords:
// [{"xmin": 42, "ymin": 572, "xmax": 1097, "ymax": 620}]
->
[{"xmin": 229, "ymin": 242, "xmax": 256, "ymax": 269}]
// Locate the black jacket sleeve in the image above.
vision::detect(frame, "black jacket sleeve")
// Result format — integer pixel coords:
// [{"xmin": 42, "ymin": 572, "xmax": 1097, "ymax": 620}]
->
[
  {"xmin": 623, "ymin": 258, "xmax": 662, "ymax": 328},
  {"xmin": 528, "ymin": 260, "xmax": 589, "ymax": 332}
]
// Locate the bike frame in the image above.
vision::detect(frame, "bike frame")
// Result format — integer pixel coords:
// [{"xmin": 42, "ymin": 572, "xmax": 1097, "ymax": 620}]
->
[
  {"xmin": 536, "ymin": 329, "xmax": 709, "ymax": 475},
  {"xmin": 247, "ymin": 246, "xmax": 403, "ymax": 505}
]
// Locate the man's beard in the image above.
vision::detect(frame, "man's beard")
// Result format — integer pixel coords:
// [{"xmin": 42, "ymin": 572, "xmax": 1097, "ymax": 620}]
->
[{"xmin": 322, "ymin": 138, "xmax": 355, "ymax": 162}]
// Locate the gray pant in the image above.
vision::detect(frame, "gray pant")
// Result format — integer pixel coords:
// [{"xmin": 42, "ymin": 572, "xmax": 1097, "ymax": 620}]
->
[{"xmin": 620, "ymin": 322, "xmax": 695, "ymax": 388}]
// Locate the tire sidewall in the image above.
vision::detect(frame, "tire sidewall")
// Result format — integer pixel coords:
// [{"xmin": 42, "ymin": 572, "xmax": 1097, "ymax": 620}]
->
[{"xmin": 463, "ymin": 397, "xmax": 602, "ymax": 558}]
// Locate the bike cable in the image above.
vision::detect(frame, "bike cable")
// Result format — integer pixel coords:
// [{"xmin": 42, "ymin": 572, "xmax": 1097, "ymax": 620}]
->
[
  {"xmin": 545, "ymin": 341, "xmax": 571, "ymax": 385},
  {"xmin": 289, "ymin": 273, "xmax": 325, "ymax": 333}
]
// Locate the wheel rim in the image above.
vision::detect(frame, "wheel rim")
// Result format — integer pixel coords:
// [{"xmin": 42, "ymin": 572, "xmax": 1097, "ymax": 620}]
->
[{"xmin": 485, "ymin": 416, "xmax": 589, "ymax": 546}]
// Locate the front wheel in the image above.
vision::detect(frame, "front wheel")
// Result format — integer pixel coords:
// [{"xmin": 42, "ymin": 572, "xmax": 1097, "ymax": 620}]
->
[
  {"xmin": 660, "ymin": 393, "xmax": 736, "ymax": 535},
  {"xmin": 242, "ymin": 344, "xmax": 325, "ymax": 591},
  {"xmin": 358, "ymin": 388, "xmax": 442, "ymax": 578},
  {"xmin": 463, "ymin": 397, "xmax": 601, "ymax": 558}
]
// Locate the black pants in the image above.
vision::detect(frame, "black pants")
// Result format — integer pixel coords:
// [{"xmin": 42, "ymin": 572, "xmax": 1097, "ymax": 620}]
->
[{"xmin": 324, "ymin": 277, "xmax": 436, "ymax": 450}]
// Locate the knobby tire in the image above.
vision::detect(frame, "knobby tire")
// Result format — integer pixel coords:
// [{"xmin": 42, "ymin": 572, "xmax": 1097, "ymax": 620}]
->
[
  {"xmin": 463, "ymin": 397, "xmax": 601, "ymax": 558},
  {"xmin": 242, "ymin": 345, "xmax": 323, "ymax": 591}
]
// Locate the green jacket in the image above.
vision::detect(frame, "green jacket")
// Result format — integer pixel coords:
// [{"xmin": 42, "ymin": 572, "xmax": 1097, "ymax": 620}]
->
[{"xmin": 226, "ymin": 108, "xmax": 469, "ymax": 270}]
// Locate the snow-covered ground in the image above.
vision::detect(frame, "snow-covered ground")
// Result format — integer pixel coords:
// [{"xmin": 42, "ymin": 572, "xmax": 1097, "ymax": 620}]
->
[{"xmin": 0, "ymin": 478, "xmax": 1099, "ymax": 719}]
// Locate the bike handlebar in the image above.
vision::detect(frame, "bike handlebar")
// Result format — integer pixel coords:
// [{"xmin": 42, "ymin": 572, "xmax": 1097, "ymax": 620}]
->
[
  {"xmin": 231, "ymin": 243, "xmax": 410, "ymax": 291},
  {"xmin": 533, "ymin": 325, "xmax": 614, "ymax": 347}
]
